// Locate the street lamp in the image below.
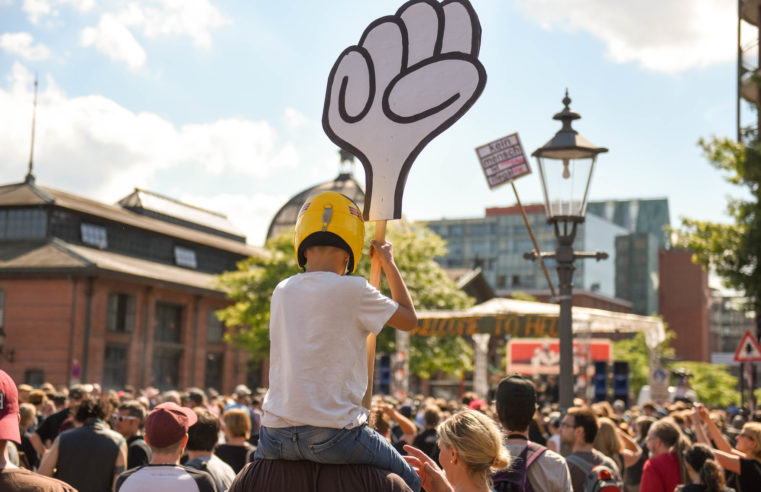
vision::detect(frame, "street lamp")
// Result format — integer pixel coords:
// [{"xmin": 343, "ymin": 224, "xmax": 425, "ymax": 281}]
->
[{"xmin": 525, "ymin": 90, "xmax": 608, "ymax": 410}]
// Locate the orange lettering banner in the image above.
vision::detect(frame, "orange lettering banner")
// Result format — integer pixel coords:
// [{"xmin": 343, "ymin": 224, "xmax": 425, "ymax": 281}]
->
[{"xmin": 412, "ymin": 314, "xmax": 558, "ymax": 338}]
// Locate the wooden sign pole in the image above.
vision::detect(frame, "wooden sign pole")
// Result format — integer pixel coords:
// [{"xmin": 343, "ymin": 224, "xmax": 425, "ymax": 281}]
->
[
  {"xmin": 511, "ymin": 181, "xmax": 556, "ymax": 298},
  {"xmin": 363, "ymin": 220, "xmax": 387, "ymax": 409}
]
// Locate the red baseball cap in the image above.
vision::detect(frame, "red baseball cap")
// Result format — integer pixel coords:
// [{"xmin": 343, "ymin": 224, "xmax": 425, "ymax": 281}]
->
[
  {"xmin": 0, "ymin": 370, "xmax": 21, "ymax": 444},
  {"xmin": 144, "ymin": 402, "xmax": 197, "ymax": 448}
]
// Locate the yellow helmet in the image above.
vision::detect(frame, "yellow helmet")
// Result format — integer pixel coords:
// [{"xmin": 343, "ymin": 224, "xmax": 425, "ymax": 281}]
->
[{"xmin": 294, "ymin": 191, "xmax": 364, "ymax": 273}]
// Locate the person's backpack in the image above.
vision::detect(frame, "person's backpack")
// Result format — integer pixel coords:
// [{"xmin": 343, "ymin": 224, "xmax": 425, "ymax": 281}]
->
[
  {"xmin": 492, "ymin": 441, "xmax": 547, "ymax": 492},
  {"xmin": 566, "ymin": 454, "xmax": 622, "ymax": 492}
]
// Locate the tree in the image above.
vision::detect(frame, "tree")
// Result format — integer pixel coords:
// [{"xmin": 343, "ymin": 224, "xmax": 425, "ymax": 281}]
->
[
  {"xmin": 215, "ymin": 221, "xmax": 475, "ymax": 379},
  {"xmin": 673, "ymin": 137, "xmax": 761, "ymax": 334},
  {"xmin": 214, "ymin": 234, "xmax": 294, "ymax": 363},
  {"xmin": 613, "ymin": 330, "xmax": 739, "ymax": 406},
  {"xmin": 674, "ymin": 361, "xmax": 739, "ymax": 407},
  {"xmin": 357, "ymin": 222, "xmax": 475, "ymax": 379}
]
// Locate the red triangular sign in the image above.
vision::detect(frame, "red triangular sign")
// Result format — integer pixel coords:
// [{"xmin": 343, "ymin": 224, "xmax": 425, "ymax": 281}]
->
[{"xmin": 734, "ymin": 331, "xmax": 761, "ymax": 362}]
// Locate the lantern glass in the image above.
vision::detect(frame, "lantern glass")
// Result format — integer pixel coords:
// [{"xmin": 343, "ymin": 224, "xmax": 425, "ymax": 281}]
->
[{"xmin": 536, "ymin": 154, "xmax": 597, "ymax": 220}]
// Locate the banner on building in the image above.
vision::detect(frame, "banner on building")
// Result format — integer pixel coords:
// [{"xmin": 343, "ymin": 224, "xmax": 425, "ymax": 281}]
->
[
  {"xmin": 412, "ymin": 314, "xmax": 558, "ymax": 338},
  {"xmin": 506, "ymin": 338, "xmax": 612, "ymax": 375}
]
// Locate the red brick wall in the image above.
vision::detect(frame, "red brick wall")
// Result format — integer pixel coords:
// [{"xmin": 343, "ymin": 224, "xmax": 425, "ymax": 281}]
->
[
  {"xmin": 0, "ymin": 274, "xmax": 249, "ymax": 393},
  {"xmin": 0, "ymin": 277, "xmax": 75, "ymax": 386},
  {"xmin": 659, "ymin": 249, "xmax": 711, "ymax": 362}
]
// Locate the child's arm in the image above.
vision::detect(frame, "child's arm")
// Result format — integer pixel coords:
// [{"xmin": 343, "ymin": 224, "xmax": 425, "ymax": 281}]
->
[{"xmin": 370, "ymin": 239, "xmax": 418, "ymax": 331}]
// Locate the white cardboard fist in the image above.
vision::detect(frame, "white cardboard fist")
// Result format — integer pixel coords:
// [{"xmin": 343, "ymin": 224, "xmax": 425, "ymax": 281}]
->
[{"xmin": 323, "ymin": 0, "xmax": 487, "ymax": 221}]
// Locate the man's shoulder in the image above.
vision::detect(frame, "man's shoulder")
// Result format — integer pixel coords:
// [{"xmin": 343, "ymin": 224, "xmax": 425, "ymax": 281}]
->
[
  {"xmin": 0, "ymin": 467, "xmax": 77, "ymax": 491},
  {"xmin": 568, "ymin": 450, "xmax": 601, "ymax": 468},
  {"xmin": 208, "ymin": 454, "xmax": 235, "ymax": 472},
  {"xmin": 592, "ymin": 449, "xmax": 619, "ymax": 470},
  {"xmin": 505, "ymin": 442, "xmax": 567, "ymax": 468},
  {"xmin": 127, "ymin": 435, "xmax": 148, "ymax": 447},
  {"xmin": 536, "ymin": 446, "xmax": 567, "ymax": 465},
  {"xmin": 36, "ymin": 408, "xmax": 68, "ymax": 433},
  {"xmin": 229, "ymin": 460, "xmax": 411, "ymax": 492},
  {"xmin": 277, "ymin": 272, "xmax": 366, "ymax": 292},
  {"xmin": 117, "ymin": 464, "xmax": 217, "ymax": 491}
]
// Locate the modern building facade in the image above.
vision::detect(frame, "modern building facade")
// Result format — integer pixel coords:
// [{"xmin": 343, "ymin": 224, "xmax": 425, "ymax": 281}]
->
[
  {"xmin": 615, "ymin": 233, "xmax": 660, "ymax": 316},
  {"xmin": 424, "ymin": 203, "xmax": 628, "ymax": 299},
  {"xmin": 587, "ymin": 198, "xmax": 671, "ymax": 248},
  {"xmin": 0, "ymin": 177, "xmax": 265, "ymax": 392},
  {"xmin": 588, "ymin": 199, "xmax": 670, "ymax": 316}
]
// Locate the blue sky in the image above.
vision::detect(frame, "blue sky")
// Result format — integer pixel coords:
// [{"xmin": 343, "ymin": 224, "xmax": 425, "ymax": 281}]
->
[{"xmin": 0, "ymin": 0, "xmax": 751, "ymax": 246}]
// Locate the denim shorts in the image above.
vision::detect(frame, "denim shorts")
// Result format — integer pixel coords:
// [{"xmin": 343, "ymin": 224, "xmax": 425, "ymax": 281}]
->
[{"xmin": 256, "ymin": 424, "xmax": 421, "ymax": 491}]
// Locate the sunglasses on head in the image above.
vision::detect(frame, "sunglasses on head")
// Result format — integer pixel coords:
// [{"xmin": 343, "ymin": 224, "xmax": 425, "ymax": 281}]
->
[{"xmin": 111, "ymin": 414, "xmax": 138, "ymax": 423}]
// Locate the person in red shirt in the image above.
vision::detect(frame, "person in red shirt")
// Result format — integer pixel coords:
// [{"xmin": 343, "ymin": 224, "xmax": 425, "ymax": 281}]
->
[{"xmin": 641, "ymin": 418, "xmax": 690, "ymax": 492}]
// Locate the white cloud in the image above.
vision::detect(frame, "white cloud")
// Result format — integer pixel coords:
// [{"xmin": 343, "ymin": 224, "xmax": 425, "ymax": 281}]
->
[
  {"xmin": 80, "ymin": 15, "xmax": 147, "ymax": 70},
  {"xmin": 516, "ymin": 0, "xmax": 735, "ymax": 73},
  {"xmin": 0, "ymin": 32, "xmax": 51, "ymax": 60},
  {"xmin": 284, "ymin": 107, "xmax": 308, "ymax": 130},
  {"xmin": 23, "ymin": 0, "xmax": 52, "ymax": 23},
  {"xmin": 0, "ymin": 63, "xmax": 332, "ymax": 243},
  {"xmin": 179, "ymin": 118, "xmax": 301, "ymax": 177},
  {"xmin": 114, "ymin": 0, "xmax": 230, "ymax": 49},
  {"xmin": 22, "ymin": 0, "xmax": 93, "ymax": 23}
]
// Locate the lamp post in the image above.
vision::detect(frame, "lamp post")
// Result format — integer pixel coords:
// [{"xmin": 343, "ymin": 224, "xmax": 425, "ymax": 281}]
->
[{"xmin": 525, "ymin": 90, "xmax": 609, "ymax": 410}]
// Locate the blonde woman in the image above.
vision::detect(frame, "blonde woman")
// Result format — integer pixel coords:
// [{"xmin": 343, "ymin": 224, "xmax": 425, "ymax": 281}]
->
[
  {"xmin": 215, "ymin": 408, "xmax": 256, "ymax": 473},
  {"xmin": 593, "ymin": 417, "xmax": 642, "ymax": 483},
  {"xmin": 404, "ymin": 409, "xmax": 509, "ymax": 492},
  {"xmin": 694, "ymin": 404, "xmax": 761, "ymax": 491}
]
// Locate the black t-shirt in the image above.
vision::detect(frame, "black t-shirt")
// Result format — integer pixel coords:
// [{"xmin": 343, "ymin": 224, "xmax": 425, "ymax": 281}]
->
[
  {"xmin": 737, "ymin": 458, "xmax": 761, "ymax": 492},
  {"xmin": 19, "ymin": 430, "xmax": 39, "ymax": 469},
  {"xmin": 413, "ymin": 428, "xmax": 440, "ymax": 462},
  {"xmin": 214, "ymin": 443, "xmax": 256, "ymax": 474},
  {"xmin": 126, "ymin": 435, "xmax": 152, "ymax": 469},
  {"xmin": 36, "ymin": 407, "xmax": 70, "ymax": 444}
]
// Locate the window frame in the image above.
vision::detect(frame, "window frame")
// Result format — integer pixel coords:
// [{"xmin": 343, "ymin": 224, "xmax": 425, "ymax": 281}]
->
[{"xmin": 174, "ymin": 245, "xmax": 198, "ymax": 269}]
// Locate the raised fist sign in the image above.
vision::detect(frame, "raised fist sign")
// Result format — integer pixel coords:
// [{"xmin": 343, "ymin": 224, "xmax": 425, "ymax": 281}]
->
[{"xmin": 323, "ymin": 0, "xmax": 487, "ymax": 221}]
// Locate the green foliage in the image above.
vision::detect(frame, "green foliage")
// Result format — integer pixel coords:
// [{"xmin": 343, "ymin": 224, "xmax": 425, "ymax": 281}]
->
[
  {"xmin": 359, "ymin": 222, "xmax": 475, "ymax": 379},
  {"xmin": 215, "ymin": 233, "xmax": 297, "ymax": 362},
  {"xmin": 613, "ymin": 330, "xmax": 739, "ymax": 406},
  {"xmin": 613, "ymin": 330, "xmax": 674, "ymax": 397},
  {"xmin": 670, "ymin": 361, "xmax": 739, "ymax": 407},
  {"xmin": 215, "ymin": 221, "xmax": 476, "ymax": 378},
  {"xmin": 509, "ymin": 291, "xmax": 538, "ymax": 302},
  {"xmin": 673, "ymin": 137, "xmax": 761, "ymax": 313}
]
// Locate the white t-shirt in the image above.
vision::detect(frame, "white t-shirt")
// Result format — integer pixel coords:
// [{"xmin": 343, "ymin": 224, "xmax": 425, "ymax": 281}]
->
[
  {"xmin": 262, "ymin": 271, "xmax": 399, "ymax": 429},
  {"xmin": 116, "ymin": 465, "xmax": 217, "ymax": 492}
]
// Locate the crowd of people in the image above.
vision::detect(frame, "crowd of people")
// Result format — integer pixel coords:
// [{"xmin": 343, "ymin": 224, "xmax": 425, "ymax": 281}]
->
[
  {"xmin": 3, "ymin": 193, "xmax": 760, "ymax": 491},
  {"xmin": 2, "ymin": 368, "xmax": 760, "ymax": 491},
  {"xmin": 0, "ymin": 373, "xmax": 266, "ymax": 491}
]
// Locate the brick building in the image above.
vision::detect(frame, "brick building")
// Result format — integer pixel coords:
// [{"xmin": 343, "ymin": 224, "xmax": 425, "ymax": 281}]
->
[
  {"xmin": 659, "ymin": 248, "xmax": 711, "ymax": 362},
  {"xmin": 0, "ymin": 177, "xmax": 265, "ymax": 392}
]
